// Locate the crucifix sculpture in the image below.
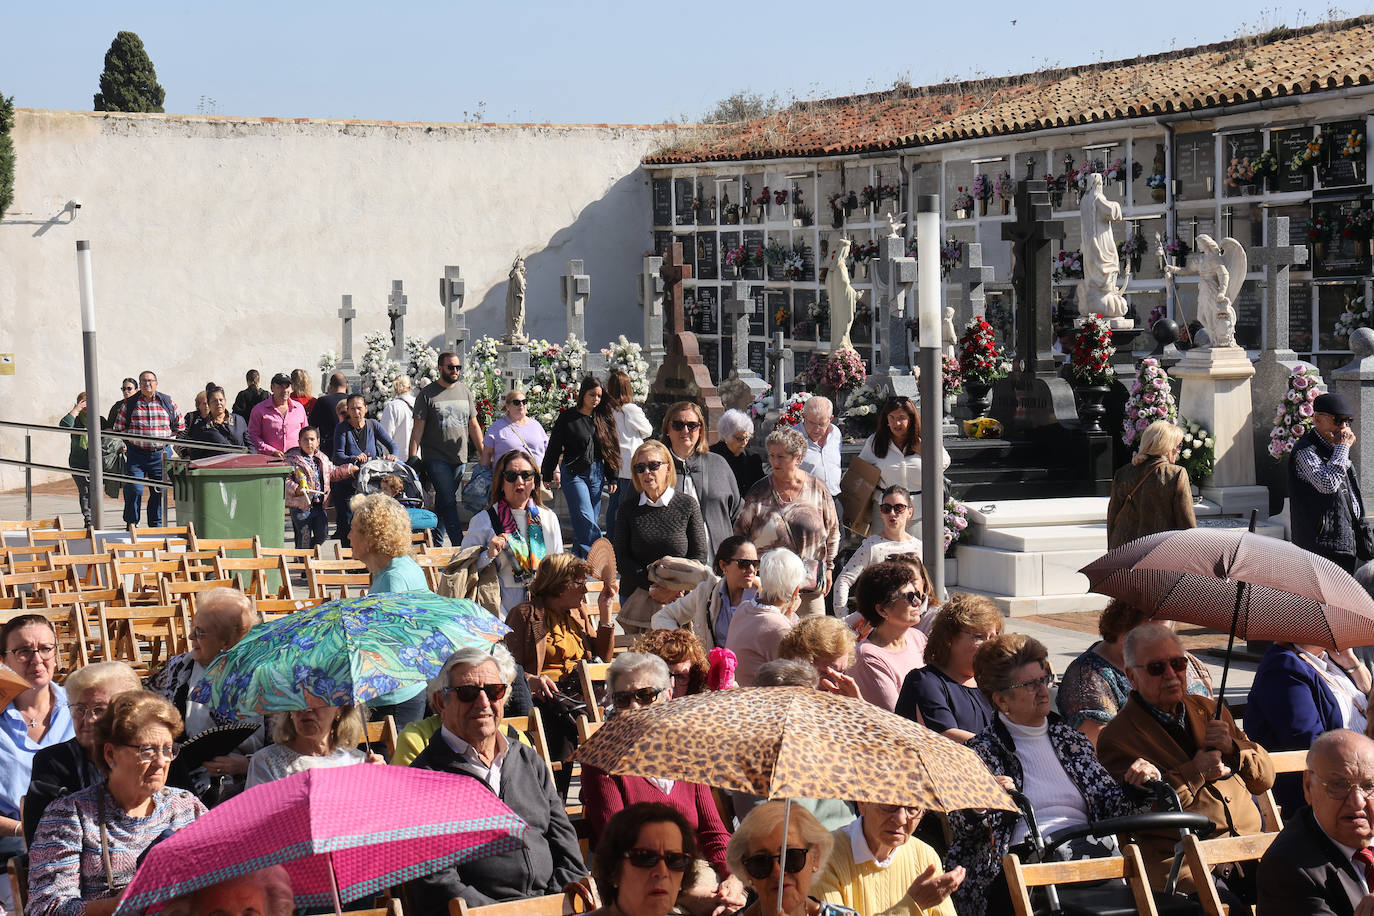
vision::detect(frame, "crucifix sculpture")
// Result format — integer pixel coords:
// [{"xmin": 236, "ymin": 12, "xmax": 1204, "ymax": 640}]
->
[{"xmin": 648, "ymin": 241, "xmax": 723, "ymax": 433}]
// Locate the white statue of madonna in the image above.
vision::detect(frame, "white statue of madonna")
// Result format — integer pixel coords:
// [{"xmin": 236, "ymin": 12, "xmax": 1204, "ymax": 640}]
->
[
  {"xmin": 825, "ymin": 237, "xmax": 858, "ymax": 351},
  {"xmin": 1078, "ymin": 173, "xmax": 1131, "ymax": 327}
]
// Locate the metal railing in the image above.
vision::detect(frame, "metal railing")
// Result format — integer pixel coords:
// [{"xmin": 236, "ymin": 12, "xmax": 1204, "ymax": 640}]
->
[{"xmin": 0, "ymin": 419, "xmax": 249, "ymax": 521}]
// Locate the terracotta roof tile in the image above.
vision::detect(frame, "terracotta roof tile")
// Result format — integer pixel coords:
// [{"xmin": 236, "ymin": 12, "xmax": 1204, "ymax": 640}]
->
[{"xmin": 646, "ymin": 17, "xmax": 1374, "ymax": 165}]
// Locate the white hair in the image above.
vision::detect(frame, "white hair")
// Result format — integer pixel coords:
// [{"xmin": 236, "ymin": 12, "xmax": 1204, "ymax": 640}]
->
[
  {"xmin": 802, "ymin": 396, "xmax": 833, "ymax": 420},
  {"xmin": 429, "ymin": 643, "xmax": 516, "ymax": 698},
  {"xmin": 717, "ymin": 408, "xmax": 753, "ymax": 440},
  {"xmin": 758, "ymin": 548, "xmax": 808, "ymax": 606},
  {"xmin": 1121, "ymin": 622, "xmax": 1182, "ymax": 669},
  {"xmin": 608, "ymin": 651, "xmax": 670, "ymax": 692}
]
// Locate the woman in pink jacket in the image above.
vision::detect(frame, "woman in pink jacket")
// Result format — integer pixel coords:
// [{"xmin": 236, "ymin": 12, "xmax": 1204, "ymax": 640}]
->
[{"xmin": 284, "ymin": 426, "xmax": 353, "ymax": 550}]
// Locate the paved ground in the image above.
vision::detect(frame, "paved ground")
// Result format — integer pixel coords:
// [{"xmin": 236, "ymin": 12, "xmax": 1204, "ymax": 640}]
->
[{"xmin": 1, "ymin": 480, "xmax": 1260, "ymax": 705}]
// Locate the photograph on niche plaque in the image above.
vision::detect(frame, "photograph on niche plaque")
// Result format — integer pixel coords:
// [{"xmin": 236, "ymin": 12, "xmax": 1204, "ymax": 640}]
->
[
  {"xmin": 1319, "ymin": 120, "xmax": 1367, "ymax": 188},
  {"xmin": 697, "ymin": 233, "xmax": 719, "ymax": 281},
  {"xmin": 1274, "ymin": 128, "xmax": 1317, "ymax": 193}
]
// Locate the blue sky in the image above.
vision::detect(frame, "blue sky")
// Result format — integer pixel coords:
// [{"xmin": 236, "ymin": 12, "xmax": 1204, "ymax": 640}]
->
[{"xmin": 3, "ymin": 1, "xmax": 1362, "ymax": 124}]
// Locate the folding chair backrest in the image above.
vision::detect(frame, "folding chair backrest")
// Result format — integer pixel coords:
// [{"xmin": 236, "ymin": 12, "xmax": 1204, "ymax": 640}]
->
[
  {"xmin": 0, "ymin": 544, "xmax": 60, "ymax": 574},
  {"xmin": 1, "ymin": 568, "xmax": 73, "ymax": 603},
  {"xmin": 502, "ymin": 708, "xmax": 558, "ymax": 784},
  {"xmin": 450, "ymin": 882, "xmax": 597, "ymax": 916},
  {"xmin": 1003, "ymin": 844, "xmax": 1159, "ymax": 916},
  {"xmin": 1180, "ymin": 832, "xmax": 1277, "ymax": 916},
  {"xmin": 107, "ymin": 541, "xmax": 169, "ymax": 561},
  {"xmin": 46, "ymin": 553, "xmax": 115, "ymax": 591},
  {"xmin": 214, "ymin": 556, "xmax": 293, "ymax": 599},
  {"xmin": 129, "ymin": 523, "xmax": 195, "ymax": 548},
  {"xmin": 574, "ymin": 715, "xmax": 601, "ymax": 744},
  {"xmin": 159, "ymin": 578, "xmax": 237, "ymax": 634},
  {"xmin": 96, "ymin": 604, "xmax": 184, "ymax": 669},
  {"xmin": 576, "ymin": 660, "xmax": 611, "ymax": 723},
  {"xmin": 256, "ymin": 596, "xmax": 326, "ymax": 621},
  {"xmin": 1256, "ymin": 749, "xmax": 1308, "ymax": 832},
  {"xmin": 192, "ymin": 535, "xmax": 262, "ymax": 555},
  {"xmin": 8, "ymin": 846, "xmax": 27, "ymax": 916},
  {"xmin": 306, "ymin": 559, "xmax": 370, "ymax": 599},
  {"xmin": 28, "ymin": 528, "xmax": 93, "ymax": 554},
  {"xmin": 159, "ymin": 548, "xmax": 224, "ymax": 581},
  {"xmin": 410, "ymin": 529, "xmax": 433, "ymax": 549},
  {"xmin": 361, "ymin": 715, "xmax": 400, "ymax": 761},
  {"xmin": 0, "ymin": 517, "xmax": 63, "ymax": 533}
]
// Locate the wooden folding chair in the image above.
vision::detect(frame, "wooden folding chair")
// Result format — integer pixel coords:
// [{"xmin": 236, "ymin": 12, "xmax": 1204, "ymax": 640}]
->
[
  {"xmin": 0, "ymin": 517, "xmax": 64, "ymax": 534},
  {"xmin": 214, "ymin": 556, "xmax": 294, "ymax": 599},
  {"xmin": 0, "ymin": 597, "xmax": 21, "ymax": 611},
  {"xmin": 1004, "ymin": 843, "xmax": 1159, "ymax": 916},
  {"xmin": 106, "ymin": 540, "xmax": 170, "ymax": 561},
  {"xmin": 8, "ymin": 850, "xmax": 27, "ymax": 916},
  {"xmin": 574, "ymin": 715, "xmax": 601, "ymax": 744},
  {"xmin": 192, "ymin": 535, "xmax": 262, "ymax": 555},
  {"xmin": 502, "ymin": 707, "xmax": 558, "ymax": 784},
  {"xmin": 259, "ymin": 546, "xmax": 318, "ymax": 588},
  {"xmin": 256, "ymin": 596, "xmax": 326, "ymax": 621},
  {"xmin": 361, "ymin": 715, "xmax": 400, "ymax": 761},
  {"xmin": 0, "ymin": 543, "xmax": 60, "ymax": 574},
  {"xmin": 0, "ymin": 568, "xmax": 74, "ymax": 604},
  {"xmin": 46, "ymin": 552, "xmax": 115, "ymax": 591},
  {"xmin": 1255, "ymin": 748, "xmax": 1307, "ymax": 832},
  {"xmin": 343, "ymin": 900, "xmax": 403, "ymax": 916},
  {"xmin": 1179, "ymin": 832, "xmax": 1278, "ymax": 916},
  {"xmin": 112, "ymin": 556, "xmax": 190, "ymax": 603},
  {"xmin": 129, "ymin": 523, "xmax": 195, "ymax": 548},
  {"xmin": 306, "ymin": 559, "xmax": 371, "ymax": 599},
  {"xmin": 576, "ymin": 660, "xmax": 611, "ymax": 723},
  {"xmin": 159, "ymin": 578, "xmax": 237, "ymax": 636},
  {"xmin": 159, "ymin": 548, "xmax": 224, "ymax": 581},
  {"xmin": 40, "ymin": 587, "xmax": 125, "ymax": 665},
  {"xmin": 410, "ymin": 529, "xmax": 433, "ymax": 549},
  {"xmin": 96, "ymin": 604, "xmax": 185, "ymax": 669},
  {"xmin": 29, "ymin": 527, "xmax": 94, "ymax": 555},
  {"xmin": 450, "ymin": 881, "xmax": 597, "ymax": 916}
]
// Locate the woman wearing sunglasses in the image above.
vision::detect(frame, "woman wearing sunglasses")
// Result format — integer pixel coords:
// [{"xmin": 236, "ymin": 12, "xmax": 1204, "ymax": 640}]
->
[
  {"xmin": 946, "ymin": 634, "xmax": 1141, "ymax": 916},
  {"xmin": 588, "ymin": 803, "xmax": 698, "ymax": 916},
  {"xmin": 462, "ymin": 450, "xmax": 564, "ymax": 620},
  {"xmin": 848, "ymin": 561, "xmax": 931, "ymax": 712},
  {"xmin": 833, "ymin": 486, "xmax": 919, "ymax": 612},
  {"xmin": 660, "ymin": 401, "xmax": 741, "ymax": 565},
  {"xmin": 542, "ymin": 375, "xmax": 620, "ymax": 558},
  {"xmin": 29, "ymin": 692, "xmax": 207, "ymax": 916},
  {"xmin": 582, "ymin": 654, "xmax": 744, "ymax": 910},
  {"xmin": 650, "ymin": 534, "xmax": 759, "ymax": 651},
  {"xmin": 726, "ymin": 802, "xmax": 858, "ymax": 916},
  {"xmin": 613, "ymin": 440, "xmax": 708, "ymax": 637},
  {"xmin": 481, "ymin": 387, "xmax": 550, "ymax": 471},
  {"xmin": 856, "ymin": 397, "xmax": 948, "ymax": 538}
]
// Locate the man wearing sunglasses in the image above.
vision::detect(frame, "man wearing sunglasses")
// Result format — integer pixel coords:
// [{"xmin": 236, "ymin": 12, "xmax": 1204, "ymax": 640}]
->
[
  {"xmin": 409, "ymin": 645, "xmax": 586, "ymax": 912},
  {"xmin": 1290, "ymin": 392, "xmax": 1365, "ymax": 573},
  {"xmin": 1097, "ymin": 623, "xmax": 1273, "ymax": 898},
  {"xmin": 409, "ymin": 352, "xmax": 483, "ymax": 546}
]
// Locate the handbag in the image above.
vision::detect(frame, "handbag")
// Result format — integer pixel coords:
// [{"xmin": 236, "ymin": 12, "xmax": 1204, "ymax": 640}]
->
[
  {"xmin": 838, "ymin": 456, "xmax": 883, "ymax": 537},
  {"xmin": 461, "ymin": 462, "xmax": 493, "ymax": 512}
]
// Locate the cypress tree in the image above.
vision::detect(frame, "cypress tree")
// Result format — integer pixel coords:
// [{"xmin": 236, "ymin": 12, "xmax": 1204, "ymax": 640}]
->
[
  {"xmin": 93, "ymin": 31, "xmax": 165, "ymax": 113},
  {"xmin": 0, "ymin": 93, "xmax": 15, "ymax": 222}
]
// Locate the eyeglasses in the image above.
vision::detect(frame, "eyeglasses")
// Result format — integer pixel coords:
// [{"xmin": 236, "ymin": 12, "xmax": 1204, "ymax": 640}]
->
[
  {"xmin": 726, "ymin": 557, "xmax": 759, "ymax": 570},
  {"xmin": 1312, "ymin": 775, "xmax": 1374, "ymax": 801},
  {"xmin": 611, "ymin": 686, "xmax": 664, "ymax": 709},
  {"xmin": 874, "ymin": 803, "xmax": 922, "ymax": 818},
  {"xmin": 1320, "ymin": 413, "xmax": 1355, "ymax": 427},
  {"xmin": 190, "ymin": 627, "xmax": 210, "ymax": 641},
  {"xmin": 741, "ymin": 848, "xmax": 809, "ymax": 881},
  {"xmin": 5, "ymin": 645, "xmax": 56, "ymax": 662},
  {"xmin": 1003, "ymin": 674, "xmax": 1055, "ymax": 694},
  {"xmin": 441, "ymin": 363, "xmax": 462, "ymax": 372},
  {"xmin": 670, "ymin": 420, "xmax": 701, "ymax": 432},
  {"xmin": 731, "ymin": 433, "xmax": 751, "ymax": 443},
  {"xmin": 122, "ymin": 743, "xmax": 182, "ymax": 763},
  {"xmin": 670, "ymin": 671, "xmax": 691, "ymax": 684},
  {"xmin": 879, "ymin": 503, "xmax": 910, "ymax": 514},
  {"xmin": 502, "ymin": 470, "xmax": 536, "ymax": 483},
  {"xmin": 1136, "ymin": 656, "xmax": 1189, "ymax": 677},
  {"xmin": 122, "ymin": 386, "xmax": 136, "ymax": 393},
  {"xmin": 624, "ymin": 848, "xmax": 692, "ymax": 872},
  {"xmin": 963, "ymin": 630, "xmax": 995, "ymax": 646},
  {"xmin": 70, "ymin": 703, "xmax": 109, "ymax": 721},
  {"xmin": 440, "ymin": 683, "xmax": 509, "ymax": 703},
  {"xmin": 888, "ymin": 590, "xmax": 924, "ymax": 606},
  {"xmin": 507, "ymin": 399, "xmax": 528, "ymax": 407},
  {"xmin": 633, "ymin": 461, "xmax": 666, "ymax": 475}
]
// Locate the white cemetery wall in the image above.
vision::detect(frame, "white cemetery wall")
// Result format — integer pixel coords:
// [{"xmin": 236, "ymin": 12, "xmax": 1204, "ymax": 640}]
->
[{"xmin": 0, "ymin": 110, "xmax": 684, "ymax": 487}]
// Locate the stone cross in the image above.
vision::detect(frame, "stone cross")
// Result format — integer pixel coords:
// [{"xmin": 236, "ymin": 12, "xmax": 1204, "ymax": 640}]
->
[
  {"xmin": 440, "ymin": 265, "xmax": 466, "ymax": 355},
  {"xmin": 722, "ymin": 281, "xmax": 769, "ymax": 402},
  {"xmin": 387, "ymin": 280, "xmax": 408, "ymax": 362},
  {"xmin": 661, "ymin": 246, "xmax": 691, "ymax": 335},
  {"xmin": 1002, "ymin": 179, "xmax": 1064, "ymax": 379},
  {"xmin": 1250, "ymin": 215, "xmax": 1310, "ymax": 355},
  {"xmin": 765, "ymin": 331, "xmax": 794, "ymax": 409},
  {"xmin": 947, "ymin": 242, "xmax": 995, "ymax": 327},
  {"xmin": 560, "ymin": 259, "xmax": 590, "ymax": 344},
  {"xmin": 640, "ymin": 255, "xmax": 666, "ymax": 369},
  {"xmin": 873, "ymin": 234, "xmax": 919, "ymax": 400},
  {"xmin": 648, "ymin": 241, "xmax": 723, "ymax": 432},
  {"xmin": 337, "ymin": 294, "xmax": 357, "ymax": 375}
]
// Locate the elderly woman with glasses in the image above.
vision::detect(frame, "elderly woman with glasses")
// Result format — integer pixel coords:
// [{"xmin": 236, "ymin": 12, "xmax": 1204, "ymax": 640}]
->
[
  {"xmin": 585, "ymin": 804, "xmax": 699, "ymax": 916},
  {"xmin": 650, "ymin": 534, "xmax": 759, "ymax": 651},
  {"xmin": 848, "ymin": 561, "xmax": 931, "ymax": 712},
  {"xmin": 482, "ymin": 386, "xmax": 551, "ymax": 471},
  {"xmin": 814, "ymin": 800, "xmax": 963, "ymax": 916},
  {"xmin": 614, "ymin": 440, "xmax": 708, "ymax": 636},
  {"xmin": 946, "ymin": 634, "xmax": 1140, "ymax": 916},
  {"xmin": 857, "ymin": 397, "xmax": 948, "ymax": 538},
  {"xmin": 581, "ymin": 654, "xmax": 744, "ymax": 907},
  {"xmin": 725, "ymin": 548, "xmax": 809, "ymax": 688},
  {"xmin": 661, "ymin": 401, "xmax": 741, "ymax": 564},
  {"xmin": 896, "ymin": 594, "xmax": 1003, "ymax": 743},
  {"xmin": 29, "ymin": 692, "xmax": 207, "ymax": 916},
  {"xmin": 727, "ymin": 802, "xmax": 858, "ymax": 916},
  {"xmin": 834, "ymin": 486, "xmax": 920, "ymax": 610},
  {"xmin": 735, "ymin": 427, "xmax": 839, "ymax": 618},
  {"xmin": 712, "ymin": 408, "xmax": 767, "ymax": 497}
]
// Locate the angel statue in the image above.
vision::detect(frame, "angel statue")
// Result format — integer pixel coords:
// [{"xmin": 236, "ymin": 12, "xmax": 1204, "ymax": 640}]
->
[
  {"xmin": 1078, "ymin": 173, "xmax": 1131, "ymax": 325},
  {"xmin": 505, "ymin": 255, "xmax": 527, "ymax": 344},
  {"xmin": 884, "ymin": 210, "xmax": 907, "ymax": 239},
  {"xmin": 825, "ymin": 238, "xmax": 858, "ymax": 351},
  {"xmin": 1163, "ymin": 234, "xmax": 1246, "ymax": 349}
]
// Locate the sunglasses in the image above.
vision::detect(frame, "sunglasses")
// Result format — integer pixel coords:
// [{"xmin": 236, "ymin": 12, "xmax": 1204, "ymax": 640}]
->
[
  {"xmin": 440, "ymin": 683, "xmax": 508, "ymax": 703},
  {"xmin": 1137, "ymin": 656, "xmax": 1189, "ymax": 677},
  {"xmin": 633, "ymin": 460, "xmax": 666, "ymax": 475},
  {"xmin": 742, "ymin": 848, "xmax": 809, "ymax": 881},
  {"xmin": 502, "ymin": 470, "xmax": 536, "ymax": 483},
  {"xmin": 612, "ymin": 686, "xmax": 664, "ymax": 709},
  {"xmin": 879, "ymin": 503, "xmax": 910, "ymax": 514},
  {"xmin": 507, "ymin": 399, "xmax": 528, "ymax": 407},
  {"xmin": 889, "ymin": 589, "xmax": 923, "ymax": 606},
  {"xmin": 624, "ymin": 848, "xmax": 693, "ymax": 872},
  {"xmin": 670, "ymin": 420, "xmax": 701, "ymax": 432},
  {"xmin": 726, "ymin": 557, "xmax": 759, "ymax": 570}
]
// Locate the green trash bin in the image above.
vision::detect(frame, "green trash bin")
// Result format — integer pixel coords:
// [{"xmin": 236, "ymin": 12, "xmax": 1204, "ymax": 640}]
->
[{"xmin": 170, "ymin": 457, "xmax": 292, "ymax": 592}]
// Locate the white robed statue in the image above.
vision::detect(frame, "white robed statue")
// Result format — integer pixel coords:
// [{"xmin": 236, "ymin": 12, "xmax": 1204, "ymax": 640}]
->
[
  {"xmin": 1164, "ymin": 235, "xmax": 1246, "ymax": 349},
  {"xmin": 826, "ymin": 237, "xmax": 858, "ymax": 351},
  {"xmin": 1078, "ymin": 173, "xmax": 1131, "ymax": 325},
  {"xmin": 505, "ymin": 255, "xmax": 527, "ymax": 344}
]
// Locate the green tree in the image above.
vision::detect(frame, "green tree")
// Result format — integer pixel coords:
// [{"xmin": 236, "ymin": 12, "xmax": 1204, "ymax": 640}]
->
[
  {"xmin": 93, "ymin": 31, "xmax": 165, "ymax": 113},
  {"xmin": 0, "ymin": 92, "xmax": 15, "ymax": 222}
]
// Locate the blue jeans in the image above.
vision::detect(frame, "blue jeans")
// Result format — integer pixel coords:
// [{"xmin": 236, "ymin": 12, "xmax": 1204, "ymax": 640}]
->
[
  {"xmin": 425, "ymin": 459, "xmax": 465, "ymax": 547},
  {"xmin": 332, "ymin": 478, "xmax": 358, "ymax": 545},
  {"xmin": 123, "ymin": 446, "xmax": 166, "ymax": 526},
  {"xmin": 563, "ymin": 460, "xmax": 604, "ymax": 558},
  {"xmin": 604, "ymin": 478, "xmax": 632, "ymax": 541},
  {"xmin": 291, "ymin": 505, "xmax": 329, "ymax": 550}
]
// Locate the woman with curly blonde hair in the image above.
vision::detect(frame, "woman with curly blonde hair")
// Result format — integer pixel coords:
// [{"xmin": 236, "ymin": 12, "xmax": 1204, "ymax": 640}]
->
[
  {"xmin": 632, "ymin": 629, "xmax": 709, "ymax": 697},
  {"xmin": 778, "ymin": 617, "xmax": 859, "ymax": 698}
]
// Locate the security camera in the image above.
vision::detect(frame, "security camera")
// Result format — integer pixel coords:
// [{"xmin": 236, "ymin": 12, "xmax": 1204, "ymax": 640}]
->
[{"xmin": 67, "ymin": 199, "xmax": 82, "ymax": 210}]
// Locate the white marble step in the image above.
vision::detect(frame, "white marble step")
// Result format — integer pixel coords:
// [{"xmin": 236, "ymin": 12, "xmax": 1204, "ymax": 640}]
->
[
  {"xmin": 976, "ymin": 523, "xmax": 1107, "ymax": 552},
  {"xmin": 965, "ymin": 497, "xmax": 1110, "ymax": 528}
]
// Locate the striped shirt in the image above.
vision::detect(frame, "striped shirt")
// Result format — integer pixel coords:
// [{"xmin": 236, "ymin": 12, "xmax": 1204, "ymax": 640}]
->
[
  {"xmin": 112, "ymin": 394, "xmax": 183, "ymax": 451},
  {"xmin": 1295, "ymin": 440, "xmax": 1362, "ymax": 516}
]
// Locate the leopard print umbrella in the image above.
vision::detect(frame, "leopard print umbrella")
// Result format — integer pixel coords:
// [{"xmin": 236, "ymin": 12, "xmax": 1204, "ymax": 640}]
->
[{"xmin": 573, "ymin": 685, "xmax": 1015, "ymax": 812}]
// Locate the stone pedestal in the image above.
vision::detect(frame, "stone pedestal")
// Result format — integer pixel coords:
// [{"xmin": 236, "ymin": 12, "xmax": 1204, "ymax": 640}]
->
[
  {"xmin": 1170, "ymin": 345, "xmax": 1267, "ymax": 518},
  {"xmin": 1332, "ymin": 328, "xmax": 1374, "ymax": 496},
  {"xmin": 498, "ymin": 344, "xmax": 534, "ymax": 393}
]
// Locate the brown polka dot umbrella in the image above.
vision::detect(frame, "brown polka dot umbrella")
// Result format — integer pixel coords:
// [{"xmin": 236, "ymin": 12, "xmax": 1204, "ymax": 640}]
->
[
  {"xmin": 572, "ymin": 685, "xmax": 1016, "ymax": 812},
  {"xmin": 1079, "ymin": 525, "xmax": 1374, "ymax": 714}
]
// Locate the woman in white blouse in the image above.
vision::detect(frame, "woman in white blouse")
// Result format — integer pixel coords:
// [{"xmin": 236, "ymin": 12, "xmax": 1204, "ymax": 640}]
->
[
  {"xmin": 857, "ymin": 396, "xmax": 948, "ymax": 537},
  {"xmin": 605, "ymin": 370, "xmax": 654, "ymax": 539},
  {"xmin": 833, "ymin": 485, "xmax": 919, "ymax": 612}
]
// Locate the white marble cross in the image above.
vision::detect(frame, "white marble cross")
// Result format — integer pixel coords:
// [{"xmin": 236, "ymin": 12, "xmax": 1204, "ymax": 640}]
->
[
  {"xmin": 337, "ymin": 294, "xmax": 356, "ymax": 374},
  {"xmin": 561, "ymin": 260, "xmax": 590, "ymax": 343},
  {"xmin": 440, "ymin": 266, "xmax": 466, "ymax": 356}
]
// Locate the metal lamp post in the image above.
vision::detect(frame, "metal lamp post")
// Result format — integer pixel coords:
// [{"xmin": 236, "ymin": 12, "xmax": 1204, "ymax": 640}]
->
[{"xmin": 916, "ymin": 196, "xmax": 945, "ymax": 597}]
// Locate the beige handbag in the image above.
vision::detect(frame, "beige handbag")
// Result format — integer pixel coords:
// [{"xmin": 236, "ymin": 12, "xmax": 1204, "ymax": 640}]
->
[{"xmin": 839, "ymin": 456, "xmax": 883, "ymax": 537}]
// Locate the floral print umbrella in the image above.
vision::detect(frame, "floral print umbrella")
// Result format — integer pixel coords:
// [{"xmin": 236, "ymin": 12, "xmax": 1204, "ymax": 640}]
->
[{"xmin": 190, "ymin": 593, "xmax": 509, "ymax": 718}]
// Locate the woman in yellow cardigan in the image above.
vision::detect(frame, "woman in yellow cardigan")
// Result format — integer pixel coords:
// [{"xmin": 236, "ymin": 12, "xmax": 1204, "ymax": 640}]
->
[{"xmin": 813, "ymin": 802, "xmax": 963, "ymax": 916}]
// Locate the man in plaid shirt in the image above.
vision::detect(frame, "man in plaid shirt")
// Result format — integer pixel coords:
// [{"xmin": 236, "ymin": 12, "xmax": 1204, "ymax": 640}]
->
[{"xmin": 112, "ymin": 370, "xmax": 184, "ymax": 526}]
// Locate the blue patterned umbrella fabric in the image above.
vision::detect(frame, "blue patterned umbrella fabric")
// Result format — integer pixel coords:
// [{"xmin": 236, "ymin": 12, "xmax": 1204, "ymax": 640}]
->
[{"xmin": 190, "ymin": 593, "xmax": 509, "ymax": 718}]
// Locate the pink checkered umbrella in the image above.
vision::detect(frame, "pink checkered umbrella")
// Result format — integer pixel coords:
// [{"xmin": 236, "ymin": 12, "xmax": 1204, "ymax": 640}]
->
[{"xmin": 114, "ymin": 765, "xmax": 527, "ymax": 916}]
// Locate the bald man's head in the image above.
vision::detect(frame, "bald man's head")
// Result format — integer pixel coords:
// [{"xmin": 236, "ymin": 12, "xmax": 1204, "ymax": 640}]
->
[{"xmin": 1306, "ymin": 729, "xmax": 1374, "ymax": 848}]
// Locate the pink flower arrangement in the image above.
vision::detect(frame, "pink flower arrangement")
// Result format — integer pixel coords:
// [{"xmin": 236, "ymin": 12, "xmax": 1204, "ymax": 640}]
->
[
  {"xmin": 806, "ymin": 347, "xmax": 868, "ymax": 395},
  {"xmin": 1122, "ymin": 358, "xmax": 1177, "ymax": 447},
  {"xmin": 942, "ymin": 353, "xmax": 963, "ymax": 398},
  {"xmin": 970, "ymin": 174, "xmax": 993, "ymax": 202},
  {"xmin": 1269, "ymin": 364, "xmax": 1324, "ymax": 460},
  {"xmin": 944, "ymin": 497, "xmax": 970, "ymax": 552}
]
